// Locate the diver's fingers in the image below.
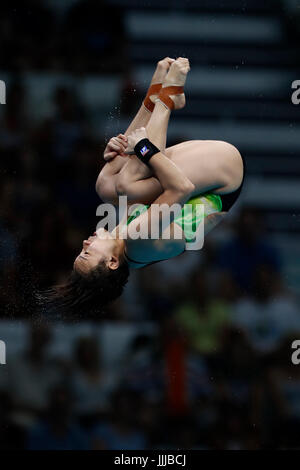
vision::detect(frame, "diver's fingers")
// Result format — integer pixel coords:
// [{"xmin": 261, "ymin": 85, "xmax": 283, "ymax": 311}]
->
[
  {"xmin": 110, "ymin": 137, "xmax": 127, "ymax": 152},
  {"xmin": 117, "ymin": 134, "xmax": 128, "ymax": 142}
]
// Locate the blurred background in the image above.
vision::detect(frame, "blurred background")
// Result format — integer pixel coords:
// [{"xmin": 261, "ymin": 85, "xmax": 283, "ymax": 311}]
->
[{"xmin": 0, "ymin": 0, "xmax": 300, "ymax": 450}]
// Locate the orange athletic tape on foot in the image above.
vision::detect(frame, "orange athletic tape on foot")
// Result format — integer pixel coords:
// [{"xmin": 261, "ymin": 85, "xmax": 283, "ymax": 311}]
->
[
  {"xmin": 144, "ymin": 83, "xmax": 162, "ymax": 112},
  {"xmin": 157, "ymin": 85, "xmax": 184, "ymax": 110}
]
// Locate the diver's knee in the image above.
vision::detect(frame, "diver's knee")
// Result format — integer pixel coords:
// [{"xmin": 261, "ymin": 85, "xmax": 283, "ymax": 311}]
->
[{"xmin": 218, "ymin": 141, "xmax": 243, "ymax": 190}]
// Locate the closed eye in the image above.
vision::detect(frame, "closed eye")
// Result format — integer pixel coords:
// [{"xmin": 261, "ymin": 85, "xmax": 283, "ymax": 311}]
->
[{"xmin": 79, "ymin": 251, "xmax": 90, "ymax": 260}]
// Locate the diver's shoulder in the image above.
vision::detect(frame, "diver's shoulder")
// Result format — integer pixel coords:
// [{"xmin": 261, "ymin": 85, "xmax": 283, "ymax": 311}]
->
[{"xmin": 125, "ymin": 234, "xmax": 185, "ymax": 268}]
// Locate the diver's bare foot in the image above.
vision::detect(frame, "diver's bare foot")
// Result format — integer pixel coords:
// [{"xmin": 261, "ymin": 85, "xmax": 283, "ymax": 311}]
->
[
  {"xmin": 144, "ymin": 57, "xmax": 175, "ymax": 112},
  {"xmin": 158, "ymin": 57, "xmax": 190, "ymax": 110},
  {"xmin": 151, "ymin": 57, "xmax": 175, "ymax": 86}
]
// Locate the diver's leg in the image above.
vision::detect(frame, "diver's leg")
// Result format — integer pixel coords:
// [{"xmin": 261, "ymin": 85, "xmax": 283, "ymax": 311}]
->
[
  {"xmin": 116, "ymin": 58, "xmax": 190, "ymax": 203},
  {"xmin": 96, "ymin": 58, "xmax": 174, "ymax": 202},
  {"xmin": 115, "ymin": 99, "xmax": 171, "ymax": 203},
  {"xmin": 115, "ymin": 138, "xmax": 243, "ymax": 204},
  {"xmin": 166, "ymin": 139, "xmax": 244, "ymax": 195},
  {"xmin": 125, "ymin": 57, "xmax": 174, "ymax": 136}
]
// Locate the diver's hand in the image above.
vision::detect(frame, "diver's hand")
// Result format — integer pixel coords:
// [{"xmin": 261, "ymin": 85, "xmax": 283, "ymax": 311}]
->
[
  {"xmin": 103, "ymin": 134, "xmax": 128, "ymax": 161},
  {"xmin": 125, "ymin": 127, "xmax": 149, "ymax": 154}
]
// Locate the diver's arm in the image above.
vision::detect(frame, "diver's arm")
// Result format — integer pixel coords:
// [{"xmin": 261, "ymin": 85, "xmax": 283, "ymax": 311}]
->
[
  {"xmin": 124, "ymin": 149, "xmax": 193, "ymax": 263},
  {"xmin": 126, "ymin": 140, "xmax": 195, "ymax": 238},
  {"xmin": 96, "ymin": 160, "xmax": 125, "ymax": 203},
  {"xmin": 96, "ymin": 103, "xmax": 153, "ymax": 200},
  {"xmin": 96, "ymin": 134, "xmax": 129, "ymax": 202},
  {"xmin": 148, "ymin": 152, "xmax": 195, "ymax": 203},
  {"xmin": 127, "ymin": 127, "xmax": 195, "ymax": 206}
]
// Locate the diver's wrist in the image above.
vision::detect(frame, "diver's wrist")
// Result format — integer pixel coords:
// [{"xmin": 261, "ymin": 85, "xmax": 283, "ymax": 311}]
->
[{"xmin": 134, "ymin": 138, "xmax": 160, "ymax": 165}]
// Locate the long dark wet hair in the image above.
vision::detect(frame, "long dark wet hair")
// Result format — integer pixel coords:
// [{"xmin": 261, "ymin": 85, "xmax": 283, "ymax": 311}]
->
[{"xmin": 40, "ymin": 259, "xmax": 129, "ymax": 318}]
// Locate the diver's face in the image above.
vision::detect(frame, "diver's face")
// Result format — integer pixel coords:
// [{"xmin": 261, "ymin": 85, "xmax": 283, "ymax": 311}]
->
[{"xmin": 74, "ymin": 229, "xmax": 121, "ymax": 274}]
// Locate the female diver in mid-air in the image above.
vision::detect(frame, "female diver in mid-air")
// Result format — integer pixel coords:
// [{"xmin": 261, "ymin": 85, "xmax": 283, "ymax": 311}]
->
[{"xmin": 47, "ymin": 57, "xmax": 245, "ymax": 314}]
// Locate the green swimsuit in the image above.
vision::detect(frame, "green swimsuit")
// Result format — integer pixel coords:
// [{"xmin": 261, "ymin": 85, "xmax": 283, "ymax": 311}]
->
[{"xmin": 126, "ymin": 193, "xmax": 222, "ymax": 244}]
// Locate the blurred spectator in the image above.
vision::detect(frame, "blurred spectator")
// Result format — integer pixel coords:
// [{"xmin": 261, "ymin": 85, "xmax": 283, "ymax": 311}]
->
[
  {"xmin": 55, "ymin": 137, "xmax": 100, "ymax": 226},
  {"xmin": 71, "ymin": 336, "xmax": 114, "ymax": 423},
  {"xmin": 0, "ymin": 225, "xmax": 18, "ymax": 270},
  {"xmin": 122, "ymin": 328, "xmax": 215, "ymax": 411},
  {"xmin": 91, "ymin": 390, "xmax": 148, "ymax": 450},
  {"xmin": 27, "ymin": 384, "xmax": 89, "ymax": 450},
  {"xmin": 0, "ymin": 83, "xmax": 26, "ymax": 160},
  {"xmin": 267, "ymin": 336, "xmax": 300, "ymax": 448},
  {"xmin": 39, "ymin": 86, "xmax": 87, "ymax": 164},
  {"xmin": 217, "ymin": 207, "xmax": 281, "ymax": 295},
  {"xmin": 0, "ymin": 392, "xmax": 26, "ymax": 450},
  {"xmin": 175, "ymin": 271, "xmax": 234, "ymax": 356},
  {"xmin": 281, "ymin": 0, "xmax": 300, "ymax": 39},
  {"xmin": 62, "ymin": 0, "xmax": 127, "ymax": 73},
  {"xmin": 3, "ymin": 323, "xmax": 65, "ymax": 427},
  {"xmin": 156, "ymin": 414, "xmax": 200, "ymax": 449},
  {"xmin": 0, "ymin": 263, "xmax": 19, "ymax": 315},
  {"xmin": 210, "ymin": 328, "xmax": 263, "ymax": 449},
  {"xmin": 0, "ymin": 1, "xmax": 55, "ymax": 70},
  {"xmin": 232, "ymin": 265, "xmax": 300, "ymax": 353},
  {"xmin": 27, "ymin": 203, "xmax": 78, "ymax": 286},
  {"xmin": 121, "ymin": 334, "xmax": 165, "ymax": 400}
]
